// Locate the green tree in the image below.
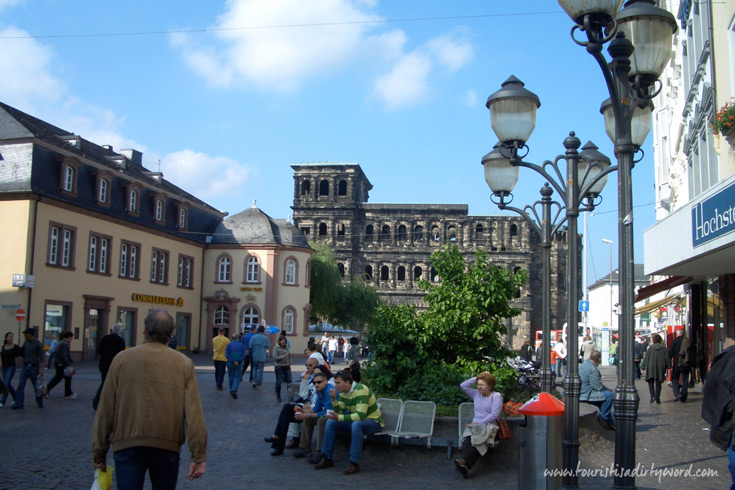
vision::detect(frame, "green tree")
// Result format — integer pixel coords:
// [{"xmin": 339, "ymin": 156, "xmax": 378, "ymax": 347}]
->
[{"xmin": 334, "ymin": 277, "xmax": 380, "ymax": 332}]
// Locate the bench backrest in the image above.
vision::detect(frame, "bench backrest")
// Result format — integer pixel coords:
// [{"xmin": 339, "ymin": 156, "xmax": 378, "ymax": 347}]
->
[
  {"xmin": 397, "ymin": 400, "xmax": 436, "ymax": 437},
  {"xmin": 376, "ymin": 398, "xmax": 403, "ymax": 433}
]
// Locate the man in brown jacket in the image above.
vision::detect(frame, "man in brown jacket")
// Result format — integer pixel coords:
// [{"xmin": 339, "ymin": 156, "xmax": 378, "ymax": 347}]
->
[{"xmin": 91, "ymin": 309, "xmax": 207, "ymax": 489}]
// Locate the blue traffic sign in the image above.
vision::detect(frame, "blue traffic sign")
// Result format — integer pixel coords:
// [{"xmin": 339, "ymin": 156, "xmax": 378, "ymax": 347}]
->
[{"xmin": 579, "ymin": 300, "xmax": 589, "ymax": 312}]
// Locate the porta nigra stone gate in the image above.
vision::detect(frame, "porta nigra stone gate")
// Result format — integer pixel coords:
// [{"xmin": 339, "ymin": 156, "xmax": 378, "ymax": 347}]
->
[{"xmin": 291, "ymin": 163, "xmax": 576, "ymax": 350}]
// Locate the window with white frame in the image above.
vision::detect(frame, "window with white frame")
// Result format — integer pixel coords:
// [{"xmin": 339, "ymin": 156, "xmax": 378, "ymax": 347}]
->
[
  {"xmin": 151, "ymin": 248, "xmax": 169, "ymax": 284},
  {"xmin": 129, "ymin": 190, "xmax": 138, "ymax": 213},
  {"xmin": 178, "ymin": 208, "xmax": 187, "ymax": 229},
  {"xmin": 98, "ymin": 178, "xmax": 109, "ymax": 204},
  {"xmin": 285, "ymin": 258, "xmax": 297, "ymax": 284},
  {"xmin": 63, "ymin": 166, "xmax": 75, "ymax": 192},
  {"xmin": 242, "ymin": 306, "xmax": 259, "ymax": 326},
  {"xmin": 48, "ymin": 223, "xmax": 75, "ymax": 269},
  {"xmin": 88, "ymin": 233, "xmax": 111, "ymax": 274},
  {"xmin": 217, "ymin": 255, "xmax": 232, "ymax": 282},
  {"xmin": 246, "ymin": 256, "xmax": 260, "ymax": 283},
  {"xmin": 283, "ymin": 308, "xmax": 295, "ymax": 334},
  {"xmin": 155, "ymin": 199, "xmax": 164, "ymax": 222},
  {"xmin": 119, "ymin": 240, "xmax": 140, "ymax": 279},
  {"xmin": 214, "ymin": 306, "xmax": 229, "ymax": 325},
  {"xmin": 178, "ymin": 255, "xmax": 193, "ymax": 288}
]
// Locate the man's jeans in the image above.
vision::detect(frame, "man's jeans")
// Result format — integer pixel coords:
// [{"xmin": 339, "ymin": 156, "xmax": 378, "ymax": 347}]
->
[
  {"xmin": 213, "ymin": 360, "xmax": 226, "ymax": 389},
  {"xmin": 15, "ymin": 364, "xmax": 43, "ymax": 408},
  {"xmin": 113, "ymin": 446, "xmax": 180, "ymax": 490},
  {"xmin": 228, "ymin": 363, "xmax": 242, "ymax": 393},
  {"xmin": 252, "ymin": 361, "xmax": 265, "ymax": 387},
  {"xmin": 1, "ymin": 366, "xmax": 17, "ymax": 405},
  {"xmin": 587, "ymin": 390, "xmax": 615, "ymax": 426},
  {"xmin": 321, "ymin": 418, "xmax": 382, "ymax": 464},
  {"xmin": 672, "ymin": 366, "xmax": 690, "ymax": 401}
]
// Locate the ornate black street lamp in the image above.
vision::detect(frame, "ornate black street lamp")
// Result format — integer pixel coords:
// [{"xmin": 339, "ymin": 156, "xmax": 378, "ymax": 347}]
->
[
  {"xmin": 483, "ymin": 76, "xmax": 613, "ymax": 486},
  {"xmin": 557, "ymin": 0, "xmax": 677, "ymax": 488}
]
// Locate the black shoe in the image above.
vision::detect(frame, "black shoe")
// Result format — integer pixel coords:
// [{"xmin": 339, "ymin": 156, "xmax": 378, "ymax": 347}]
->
[
  {"xmin": 231, "ymin": 392, "xmax": 238, "ymax": 399},
  {"xmin": 597, "ymin": 416, "xmax": 613, "ymax": 431},
  {"xmin": 673, "ymin": 395, "xmax": 681, "ymax": 402},
  {"xmin": 293, "ymin": 448, "xmax": 309, "ymax": 458},
  {"xmin": 680, "ymin": 398, "xmax": 687, "ymax": 403},
  {"xmin": 264, "ymin": 436, "xmax": 276, "ymax": 443},
  {"xmin": 308, "ymin": 452, "xmax": 323, "ymax": 465},
  {"xmin": 454, "ymin": 459, "xmax": 468, "ymax": 478},
  {"xmin": 655, "ymin": 399, "xmax": 661, "ymax": 404},
  {"xmin": 11, "ymin": 406, "xmax": 22, "ymax": 410},
  {"xmin": 285, "ymin": 438, "xmax": 299, "ymax": 449},
  {"xmin": 650, "ymin": 397, "xmax": 655, "ymax": 403},
  {"xmin": 277, "ymin": 398, "xmax": 282, "ymax": 403},
  {"xmin": 217, "ymin": 386, "xmax": 223, "ymax": 391},
  {"xmin": 271, "ymin": 449, "xmax": 284, "ymax": 456}
]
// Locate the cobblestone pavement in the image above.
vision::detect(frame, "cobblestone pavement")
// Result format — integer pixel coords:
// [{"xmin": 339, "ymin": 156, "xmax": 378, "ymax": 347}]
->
[{"xmin": 0, "ymin": 358, "xmax": 730, "ymax": 489}]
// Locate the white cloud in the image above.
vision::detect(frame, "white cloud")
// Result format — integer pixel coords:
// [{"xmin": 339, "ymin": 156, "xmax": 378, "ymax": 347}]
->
[
  {"xmin": 172, "ymin": 0, "xmax": 382, "ymax": 92},
  {"xmin": 0, "ymin": 0, "xmax": 27, "ymax": 11},
  {"xmin": 426, "ymin": 31, "xmax": 474, "ymax": 72},
  {"xmin": 162, "ymin": 150, "xmax": 253, "ymax": 208},
  {"xmin": 373, "ymin": 53, "xmax": 432, "ymax": 110}
]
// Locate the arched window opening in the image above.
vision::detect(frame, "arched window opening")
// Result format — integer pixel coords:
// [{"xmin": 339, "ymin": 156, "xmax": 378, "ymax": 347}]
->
[
  {"xmin": 430, "ymin": 267, "xmax": 439, "ymax": 283},
  {"xmin": 365, "ymin": 225, "xmax": 374, "ymax": 243},
  {"xmin": 431, "ymin": 226, "xmax": 440, "ymax": 242},
  {"xmin": 242, "ymin": 306, "xmax": 259, "ymax": 326},
  {"xmin": 283, "ymin": 308, "xmax": 295, "ymax": 334},
  {"xmin": 214, "ymin": 306, "xmax": 229, "ymax": 325},
  {"xmin": 364, "ymin": 265, "xmax": 373, "ymax": 280},
  {"xmin": 413, "ymin": 266, "xmax": 423, "ymax": 280},
  {"xmin": 217, "ymin": 256, "xmax": 231, "ymax": 282},
  {"xmin": 338, "ymin": 263, "xmax": 345, "ymax": 278},
  {"xmin": 319, "ymin": 180, "xmax": 329, "ymax": 196},
  {"xmin": 285, "ymin": 259, "xmax": 297, "ymax": 284},
  {"xmin": 246, "ymin": 256, "xmax": 260, "ymax": 283},
  {"xmin": 301, "ymin": 180, "xmax": 311, "ymax": 196},
  {"xmin": 337, "ymin": 223, "xmax": 345, "ymax": 236},
  {"xmin": 475, "ymin": 224, "xmax": 484, "ymax": 240},
  {"xmin": 510, "ymin": 223, "xmax": 518, "ymax": 236},
  {"xmin": 380, "ymin": 225, "xmax": 390, "ymax": 242},
  {"xmin": 413, "ymin": 225, "xmax": 424, "ymax": 242},
  {"xmin": 397, "ymin": 225, "xmax": 407, "ymax": 241},
  {"xmin": 338, "ymin": 180, "xmax": 347, "ymax": 196},
  {"xmin": 380, "ymin": 266, "xmax": 389, "ymax": 281},
  {"xmin": 448, "ymin": 226, "xmax": 457, "ymax": 242},
  {"xmin": 318, "ymin": 223, "xmax": 328, "ymax": 237},
  {"xmin": 397, "ymin": 266, "xmax": 406, "ymax": 281}
]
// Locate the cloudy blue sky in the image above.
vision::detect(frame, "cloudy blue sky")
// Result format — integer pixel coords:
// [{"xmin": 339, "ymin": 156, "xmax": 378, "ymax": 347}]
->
[{"xmin": 0, "ymin": 0, "xmax": 657, "ymax": 286}]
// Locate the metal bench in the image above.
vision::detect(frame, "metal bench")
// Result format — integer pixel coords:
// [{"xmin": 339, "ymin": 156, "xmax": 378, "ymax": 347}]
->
[
  {"xmin": 393, "ymin": 400, "xmax": 436, "ymax": 448},
  {"xmin": 374, "ymin": 398, "xmax": 403, "ymax": 445}
]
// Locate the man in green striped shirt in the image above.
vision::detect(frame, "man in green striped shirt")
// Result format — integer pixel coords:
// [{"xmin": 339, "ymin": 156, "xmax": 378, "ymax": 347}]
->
[{"xmin": 314, "ymin": 370, "xmax": 383, "ymax": 475}]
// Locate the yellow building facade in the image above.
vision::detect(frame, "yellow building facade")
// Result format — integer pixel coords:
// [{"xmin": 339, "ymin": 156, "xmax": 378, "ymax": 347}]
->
[{"xmin": 0, "ymin": 103, "xmax": 312, "ymax": 358}]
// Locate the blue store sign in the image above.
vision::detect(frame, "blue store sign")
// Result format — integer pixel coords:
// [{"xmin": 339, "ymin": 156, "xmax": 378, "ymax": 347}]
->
[{"xmin": 692, "ymin": 182, "xmax": 735, "ymax": 247}]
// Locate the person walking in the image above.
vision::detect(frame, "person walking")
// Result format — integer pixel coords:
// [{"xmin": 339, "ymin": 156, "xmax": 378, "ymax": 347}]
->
[
  {"xmin": 91, "ymin": 309, "xmax": 207, "ymax": 489},
  {"xmin": 580, "ymin": 335, "xmax": 595, "ymax": 362},
  {"xmin": 12, "ymin": 327, "xmax": 45, "ymax": 410},
  {"xmin": 641, "ymin": 334, "xmax": 670, "ymax": 404},
  {"xmin": 212, "ymin": 328, "xmax": 229, "ymax": 391},
  {"xmin": 93, "ymin": 324, "xmax": 126, "ymax": 410},
  {"xmin": 240, "ymin": 326, "xmax": 257, "ymax": 383},
  {"xmin": 273, "ymin": 336, "xmax": 292, "ymax": 403},
  {"xmin": 225, "ymin": 334, "xmax": 246, "ymax": 399},
  {"xmin": 555, "ymin": 339, "xmax": 567, "ymax": 378},
  {"xmin": 327, "ymin": 335, "xmax": 338, "ymax": 365},
  {"xmin": 669, "ymin": 329, "xmax": 693, "ymax": 402},
  {"xmin": 1, "ymin": 332, "xmax": 23, "ymax": 407},
  {"xmin": 46, "ymin": 334, "xmax": 58, "ymax": 369},
  {"xmin": 248, "ymin": 326, "xmax": 270, "ymax": 390},
  {"xmin": 45, "ymin": 331, "xmax": 76, "ymax": 399}
]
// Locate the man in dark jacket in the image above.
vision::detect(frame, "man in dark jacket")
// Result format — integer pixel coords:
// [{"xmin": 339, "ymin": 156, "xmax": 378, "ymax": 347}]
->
[
  {"xmin": 701, "ymin": 340, "xmax": 735, "ymax": 488},
  {"xmin": 12, "ymin": 327, "xmax": 45, "ymax": 409},
  {"xmin": 93, "ymin": 324, "xmax": 126, "ymax": 410},
  {"xmin": 668, "ymin": 329, "xmax": 691, "ymax": 402}
]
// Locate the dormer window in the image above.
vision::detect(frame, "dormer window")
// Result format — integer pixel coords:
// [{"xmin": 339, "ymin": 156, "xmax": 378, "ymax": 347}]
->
[
  {"xmin": 129, "ymin": 190, "xmax": 138, "ymax": 213},
  {"xmin": 153, "ymin": 196, "xmax": 166, "ymax": 224},
  {"xmin": 59, "ymin": 158, "xmax": 79, "ymax": 196},
  {"xmin": 123, "ymin": 182, "xmax": 141, "ymax": 217},
  {"xmin": 176, "ymin": 202, "xmax": 189, "ymax": 231},
  {"xmin": 94, "ymin": 171, "xmax": 112, "ymax": 207}
]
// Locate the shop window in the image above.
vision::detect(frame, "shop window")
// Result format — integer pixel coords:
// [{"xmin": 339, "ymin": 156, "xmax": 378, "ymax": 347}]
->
[
  {"xmin": 44, "ymin": 302, "xmax": 71, "ymax": 349},
  {"xmin": 175, "ymin": 313, "xmax": 190, "ymax": 349},
  {"xmin": 117, "ymin": 308, "xmax": 137, "ymax": 347}
]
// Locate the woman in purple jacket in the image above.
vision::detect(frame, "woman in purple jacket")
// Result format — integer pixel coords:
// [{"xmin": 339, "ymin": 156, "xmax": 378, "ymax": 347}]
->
[{"xmin": 454, "ymin": 372, "xmax": 503, "ymax": 478}]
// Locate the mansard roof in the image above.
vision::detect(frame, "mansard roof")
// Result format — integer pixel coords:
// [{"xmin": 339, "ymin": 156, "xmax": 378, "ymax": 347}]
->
[
  {"xmin": 0, "ymin": 101, "xmax": 223, "ymax": 215},
  {"xmin": 212, "ymin": 205, "xmax": 311, "ymax": 249}
]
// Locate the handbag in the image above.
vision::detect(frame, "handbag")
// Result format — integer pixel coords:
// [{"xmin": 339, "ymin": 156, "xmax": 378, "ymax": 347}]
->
[
  {"xmin": 497, "ymin": 417, "xmax": 512, "ymax": 440},
  {"xmin": 63, "ymin": 366, "xmax": 76, "ymax": 376}
]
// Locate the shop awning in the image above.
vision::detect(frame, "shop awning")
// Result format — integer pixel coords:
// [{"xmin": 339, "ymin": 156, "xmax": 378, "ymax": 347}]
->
[
  {"xmin": 634, "ymin": 276, "xmax": 692, "ymax": 303},
  {"xmin": 634, "ymin": 293, "xmax": 686, "ymax": 315}
]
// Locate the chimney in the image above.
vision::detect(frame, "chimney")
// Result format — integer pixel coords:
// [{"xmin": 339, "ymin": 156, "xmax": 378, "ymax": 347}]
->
[
  {"xmin": 120, "ymin": 149, "xmax": 143, "ymax": 166},
  {"xmin": 102, "ymin": 145, "xmax": 113, "ymax": 151}
]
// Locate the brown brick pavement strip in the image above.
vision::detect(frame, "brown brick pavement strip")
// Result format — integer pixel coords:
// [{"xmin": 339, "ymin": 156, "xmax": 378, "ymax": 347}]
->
[{"xmin": 0, "ymin": 359, "xmax": 730, "ymax": 489}]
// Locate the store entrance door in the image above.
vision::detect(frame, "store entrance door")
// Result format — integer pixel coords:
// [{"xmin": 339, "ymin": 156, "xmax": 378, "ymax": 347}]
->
[{"xmin": 83, "ymin": 295, "xmax": 112, "ymax": 361}]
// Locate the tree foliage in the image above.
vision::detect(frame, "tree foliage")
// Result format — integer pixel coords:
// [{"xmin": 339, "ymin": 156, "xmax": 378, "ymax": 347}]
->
[
  {"xmin": 309, "ymin": 242, "xmax": 380, "ymax": 331},
  {"xmin": 363, "ymin": 245, "xmax": 529, "ymax": 404}
]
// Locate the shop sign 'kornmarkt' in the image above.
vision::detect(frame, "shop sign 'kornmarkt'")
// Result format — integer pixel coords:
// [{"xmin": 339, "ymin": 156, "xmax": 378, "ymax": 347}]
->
[{"xmin": 131, "ymin": 293, "xmax": 184, "ymax": 307}]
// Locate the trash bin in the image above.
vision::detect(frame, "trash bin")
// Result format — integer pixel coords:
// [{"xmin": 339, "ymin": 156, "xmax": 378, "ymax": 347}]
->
[{"xmin": 517, "ymin": 392, "xmax": 565, "ymax": 490}]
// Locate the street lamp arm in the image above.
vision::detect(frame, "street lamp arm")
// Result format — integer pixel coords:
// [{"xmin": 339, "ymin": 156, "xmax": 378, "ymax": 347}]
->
[{"xmin": 505, "ymin": 155, "xmax": 568, "ymax": 199}]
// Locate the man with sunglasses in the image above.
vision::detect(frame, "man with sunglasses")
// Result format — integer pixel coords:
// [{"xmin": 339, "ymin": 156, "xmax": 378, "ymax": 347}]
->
[
  {"xmin": 293, "ymin": 370, "xmax": 334, "ymax": 462},
  {"xmin": 314, "ymin": 370, "xmax": 383, "ymax": 475}
]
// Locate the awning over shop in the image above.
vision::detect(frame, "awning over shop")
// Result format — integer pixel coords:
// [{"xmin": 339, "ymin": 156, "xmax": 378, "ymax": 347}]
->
[
  {"xmin": 634, "ymin": 276, "xmax": 692, "ymax": 303},
  {"xmin": 634, "ymin": 293, "xmax": 686, "ymax": 315}
]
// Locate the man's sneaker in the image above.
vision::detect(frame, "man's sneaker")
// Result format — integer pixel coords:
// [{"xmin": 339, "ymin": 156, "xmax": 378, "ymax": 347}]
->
[
  {"xmin": 314, "ymin": 457, "xmax": 334, "ymax": 470},
  {"xmin": 0, "ymin": 402, "xmax": 4, "ymax": 408},
  {"xmin": 65, "ymin": 393, "xmax": 77, "ymax": 399},
  {"xmin": 293, "ymin": 448, "xmax": 309, "ymax": 458}
]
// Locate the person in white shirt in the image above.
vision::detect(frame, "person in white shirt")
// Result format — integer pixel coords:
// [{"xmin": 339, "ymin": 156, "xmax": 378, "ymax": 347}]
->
[
  {"xmin": 555, "ymin": 339, "xmax": 567, "ymax": 378},
  {"xmin": 327, "ymin": 336, "xmax": 339, "ymax": 364}
]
